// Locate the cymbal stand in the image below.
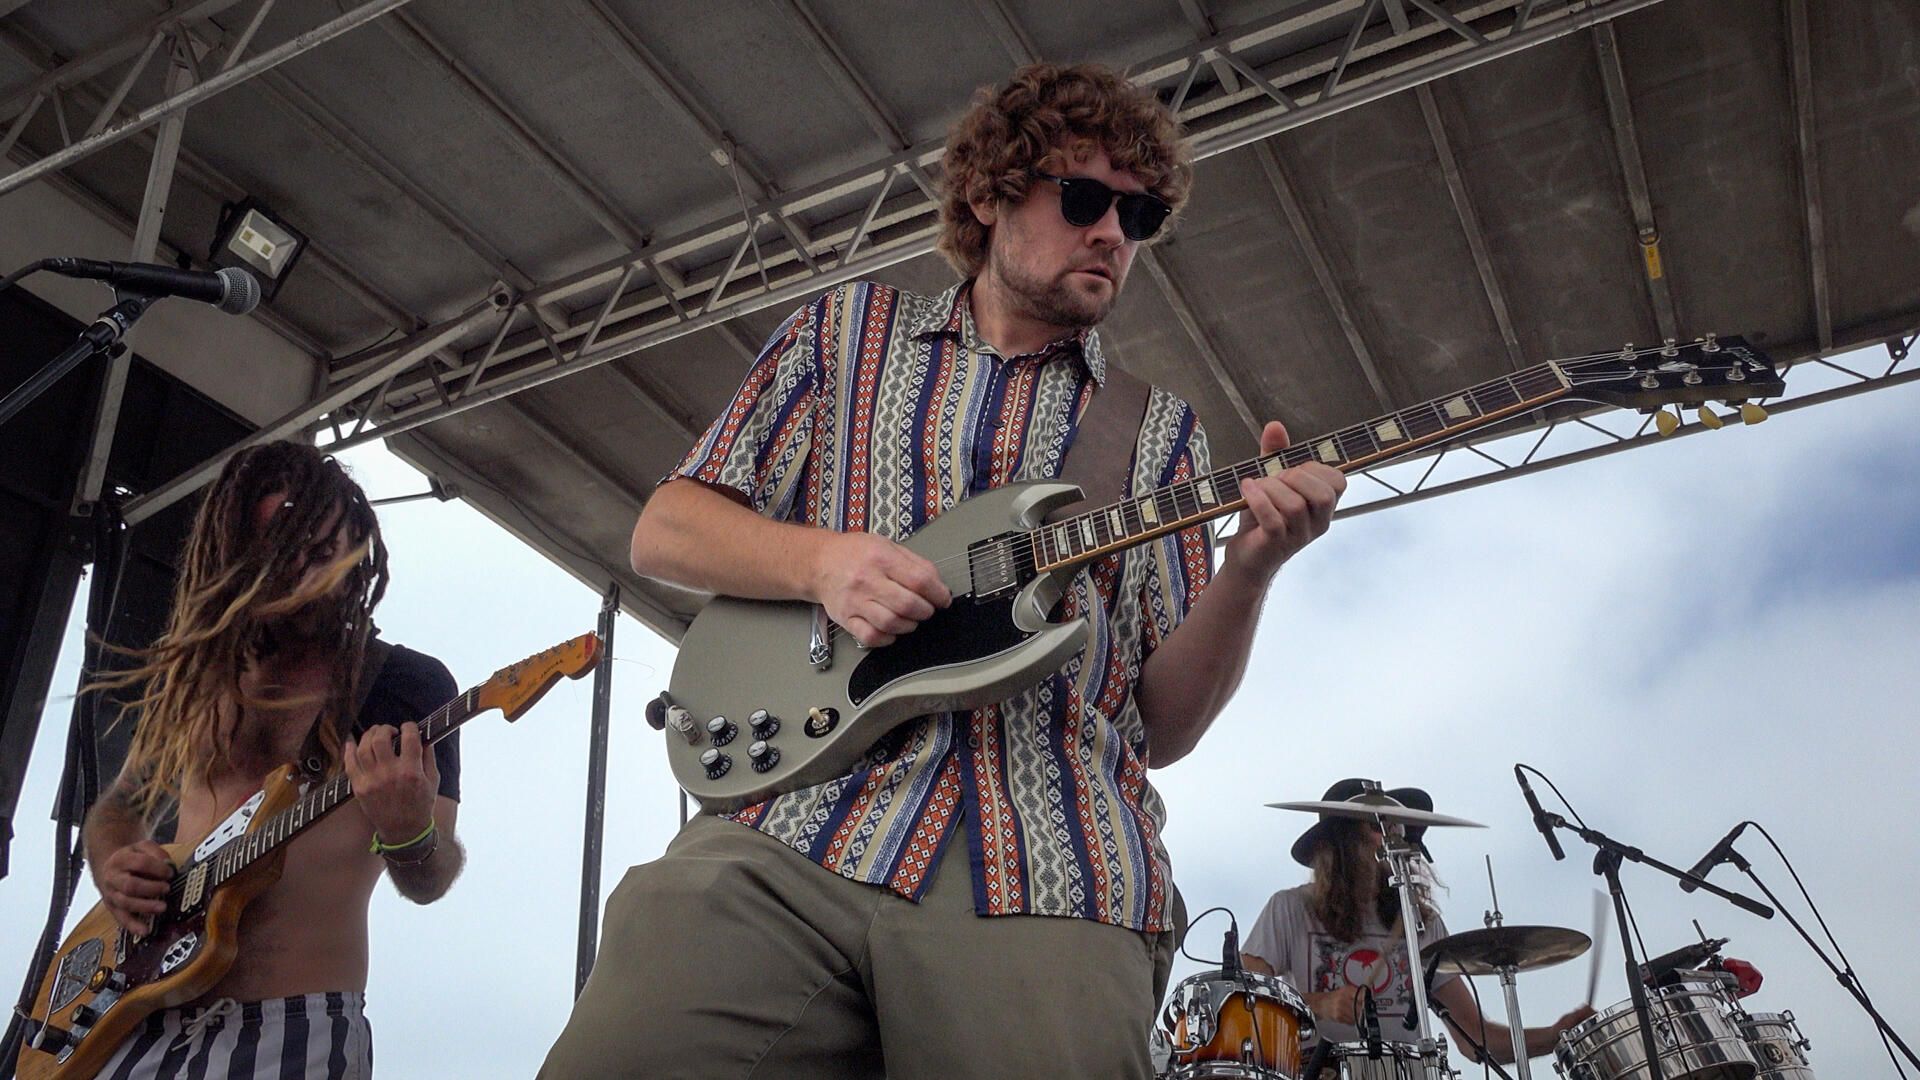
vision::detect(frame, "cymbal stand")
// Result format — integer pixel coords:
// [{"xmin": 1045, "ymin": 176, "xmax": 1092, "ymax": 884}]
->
[
  {"xmin": 1481, "ymin": 860, "xmax": 1534, "ymax": 1080},
  {"xmin": 1376, "ymin": 812, "xmax": 1443, "ymax": 1068}
]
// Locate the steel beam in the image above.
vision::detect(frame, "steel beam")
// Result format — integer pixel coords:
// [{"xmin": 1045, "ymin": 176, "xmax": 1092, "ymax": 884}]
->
[
  {"xmin": 969, "ymin": 0, "xmax": 1042, "ymax": 65},
  {"xmin": 376, "ymin": 8, "xmax": 644, "ymax": 250},
  {"xmin": 1591, "ymin": 20, "xmax": 1679, "ymax": 343},
  {"xmin": 1250, "ymin": 141, "xmax": 1395, "ymax": 412},
  {"xmin": 1172, "ymin": 0, "xmax": 1244, "ymax": 94},
  {"xmin": 120, "ymin": 296, "xmax": 502, "ymax": 526},
  {"xmin": 1785, "ymin": 0, "xmax": 1830, "ymax": 353},
  {"xmin": 1340, "ymin": 357, "xmax": 1920, "ymax": 519},
  {"xmin": 1136, "ymin": 247, "xmax": 1262, "ymax": 439},
  {"xmin": 251, "ymin": 69, "xmax": 533, "ymax": 290},
  {"xmin": 71, "ymin": 32, "xmax": 199, "ymax": 518},
  {"xmin": 1414, "ymin": 85, "xmax": 1525, "ymax": 370},
  {"xmin": 257, "ymin": 0, "xmax": 1675, "ymax": 447},
  {"xmin": 0, "ymin": 0, "xmax": 418, "ymax": 198},
  {"xmin": 0, "ymin": 0, "xmax": 244, "ymax": 121}
]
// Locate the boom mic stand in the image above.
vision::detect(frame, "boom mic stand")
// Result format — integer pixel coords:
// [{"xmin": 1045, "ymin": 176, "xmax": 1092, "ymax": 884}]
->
[
  {"xmin": 0, "ymin": 280, "xmax": 158, "ymax": 428},
  {"xmin": 1725, "ymin": 846, "xmax": 1919, "ymax": 1068},
  {"xmin": 1532, "ymin": 809, "xmax": 1774, "ymax": 1080}
]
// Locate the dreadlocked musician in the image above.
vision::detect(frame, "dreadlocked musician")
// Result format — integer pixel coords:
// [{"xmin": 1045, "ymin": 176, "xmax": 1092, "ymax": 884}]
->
[{"xmin": 82, "ymin": 440, "xmax": 462, "ymax": 1079}]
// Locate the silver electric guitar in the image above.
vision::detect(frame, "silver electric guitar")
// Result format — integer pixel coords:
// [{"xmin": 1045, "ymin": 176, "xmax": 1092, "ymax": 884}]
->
[{"xmin": 656, "ymin": 337, "xmax": 1780, "ymax": 810}]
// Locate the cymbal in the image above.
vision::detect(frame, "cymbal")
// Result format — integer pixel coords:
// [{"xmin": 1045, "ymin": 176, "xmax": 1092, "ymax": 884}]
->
[
  {"xmin": 1421, "ymin": 926, "xmax": 1593, "ymax": 976},
  {"xmin": 1265, "ymin": 796, "xmax": 1486, "ymax": 830}
]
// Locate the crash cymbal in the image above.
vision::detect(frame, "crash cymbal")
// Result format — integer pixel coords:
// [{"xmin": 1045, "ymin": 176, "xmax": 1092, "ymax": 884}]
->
[
  {"xmin": 1266, "ymin": 796, "xmax": 1486, "ymax": 830},
  {"xmin": 1421, "ymin": 926, "xmax": 1592, "ymax": 976}
]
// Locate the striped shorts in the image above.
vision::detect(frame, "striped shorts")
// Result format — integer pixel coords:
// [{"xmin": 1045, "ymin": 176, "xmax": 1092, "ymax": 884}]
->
[{"xmin": 96, "ymin": 992, "xmax": 372, "ymax": 1080}]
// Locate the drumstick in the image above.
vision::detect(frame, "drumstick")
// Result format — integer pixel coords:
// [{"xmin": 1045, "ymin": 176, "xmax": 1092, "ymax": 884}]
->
[{"xmin": 1584, "ymin": 889, "xmax": 1609, "ymax": 1007}]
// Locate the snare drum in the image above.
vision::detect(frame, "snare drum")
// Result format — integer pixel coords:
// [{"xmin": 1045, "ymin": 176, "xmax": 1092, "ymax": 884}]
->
[
  {"xmin": 1161, "ymin": 969, "xmax": 1314, "ymax": 1079},
  {"xmin": 1326, "ymin": 1039, "xmax": 1453, "ymax": 1080},
  {"xmin": 1737, "ymin": 1012, "xmax": 1815, "ymax": 1080},
  {"xmin": 1554, "ymin": 983, "xmax": 1758, "ymax": 1080}
]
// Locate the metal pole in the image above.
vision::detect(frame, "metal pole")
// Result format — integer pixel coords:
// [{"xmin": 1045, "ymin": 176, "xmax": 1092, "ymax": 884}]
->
[
  {"xmin": 575, "ymin": 582, "xmax": 617, "ymax": 997},
  {"xmin": 0, "ymin": 0, "xmax": 419, "ymax": 197},
  {"xmin": 73, "ymin": 33, "xmax": 196, "ymax": 517},
  {"xmin": 1498, "ymin": 968, "xmax": 1532, "ymax": 1078}
]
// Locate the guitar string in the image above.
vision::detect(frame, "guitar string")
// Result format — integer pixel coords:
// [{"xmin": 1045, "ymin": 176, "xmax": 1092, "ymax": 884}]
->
[{"xmin": 806, "ymin": 348, "xmax": 1738, "ymax": 648}]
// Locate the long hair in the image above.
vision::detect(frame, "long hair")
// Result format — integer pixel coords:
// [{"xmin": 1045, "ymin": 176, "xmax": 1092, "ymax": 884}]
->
[
  {"xmin": 1305, "ymin": 822, "xmax": 1443, "ymax": 942},
  {"xmin": 93, "ymin": 441, "xmax": 389, "ymax": 816},
  {"xmin": 938, "ymin": 62, "xmax": 1193, "ymax": 278}
]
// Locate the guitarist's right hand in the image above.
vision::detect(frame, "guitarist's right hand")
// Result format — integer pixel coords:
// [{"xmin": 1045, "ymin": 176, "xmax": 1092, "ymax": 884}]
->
[
  {"xmin": 810, "ymin": 532, "xmax": 951, "ymax": 647},
  {"xmin": 94, "ymin": 840, "xmax": 174, "ymax": 935}
]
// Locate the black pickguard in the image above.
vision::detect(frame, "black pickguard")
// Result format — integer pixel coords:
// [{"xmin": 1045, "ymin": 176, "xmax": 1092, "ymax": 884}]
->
[{"xmin": 846, "ymin": 592, "xmax": 1032, "ymax": 705}]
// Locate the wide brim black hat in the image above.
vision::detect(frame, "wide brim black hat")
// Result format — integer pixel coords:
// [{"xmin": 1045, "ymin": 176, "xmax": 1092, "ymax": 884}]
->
[{"xmin": 1289, "ymin": 777, "xmax": 1435, "ymax": 866}]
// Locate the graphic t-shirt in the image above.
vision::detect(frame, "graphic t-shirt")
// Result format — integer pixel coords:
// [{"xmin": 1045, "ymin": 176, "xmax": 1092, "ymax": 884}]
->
[{"xmin": 1242, "ymin": 884, "xmax": 1459, "ymax": 1045}]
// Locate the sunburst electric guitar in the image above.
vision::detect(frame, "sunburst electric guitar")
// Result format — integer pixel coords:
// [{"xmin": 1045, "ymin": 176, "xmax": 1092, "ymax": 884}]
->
[
  {"xmin": 15, "ymin": 633, "xmax": 602, "ymax": 1080},
  {"xmin": 655, "ymin": 338, "xmax": 1781, "ymax": 812}
]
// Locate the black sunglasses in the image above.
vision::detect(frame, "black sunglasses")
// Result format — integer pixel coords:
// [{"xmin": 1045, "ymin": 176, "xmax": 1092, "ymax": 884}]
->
[{"xmin": 1031, "ymin": 172, "xmax": 1172, "ymax": 242}]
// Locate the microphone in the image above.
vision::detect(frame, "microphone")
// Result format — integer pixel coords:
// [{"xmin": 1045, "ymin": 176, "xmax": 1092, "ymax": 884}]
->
[
  {"xmin": 1680, "ymin": 822, "xmax": 1748, "ymax": 892},
  {"xmin": 1221, "ymin": 923, "xmax": 1241, "ymax": 976},
  {"xmin": 1515, "ymin": 766, "xmax": 1565, "ymax": 861},
  {"xmin": 1638, "ymin": 937, "xmax": 1727, "ymax": 984},
  {"xmin": 44, "ymin": 258, "xmax": 260, "ymax": 315}
]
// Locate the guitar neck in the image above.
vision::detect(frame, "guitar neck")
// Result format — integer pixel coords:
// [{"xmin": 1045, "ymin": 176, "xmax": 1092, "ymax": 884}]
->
[
  {"xmin": 1034, "ymin": 360, "xmax": 1573, "ymax": 570},
  {"xmin": 206, "ymin": 688, "xmax": 480, "ymax": 888}
]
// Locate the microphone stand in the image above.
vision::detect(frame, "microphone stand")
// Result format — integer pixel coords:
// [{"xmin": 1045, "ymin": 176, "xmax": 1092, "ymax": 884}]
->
[
  {"xmin": 1729, "ymin": 852, "xmax": 1919, "ymax": 1068},
  {"xmin": 0, "ymin": 288, "xmax": 157, "ymax": 428},
  {"xmin": 1535, "ymin": 811, "xmax": 1775, "ymax": 1080}
]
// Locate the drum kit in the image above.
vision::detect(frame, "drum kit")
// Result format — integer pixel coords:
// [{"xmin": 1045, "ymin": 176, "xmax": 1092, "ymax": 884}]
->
[{"xmin": 1153, "ymin": 783, "xmax": 1820, "ymax": 1080}]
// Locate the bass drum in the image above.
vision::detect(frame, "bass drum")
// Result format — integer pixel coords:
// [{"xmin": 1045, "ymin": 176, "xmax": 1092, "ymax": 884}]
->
[
  {"xmin": 1737, "ymin": 1012, "xmax": 1815, "ymax": 1080},
  {"xmin": 1160, "ymin": 969, "xmax": 1313, "ymax": 1079},
  {"xmin": 1554, "ymin": 983, "xmax": 1757, "ymax": 1080}
]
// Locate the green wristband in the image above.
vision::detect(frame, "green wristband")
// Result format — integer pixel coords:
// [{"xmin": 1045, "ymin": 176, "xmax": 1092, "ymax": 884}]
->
[{"xmin": 369, "ymin": 819, "xmax": 436, "ymax": 855}]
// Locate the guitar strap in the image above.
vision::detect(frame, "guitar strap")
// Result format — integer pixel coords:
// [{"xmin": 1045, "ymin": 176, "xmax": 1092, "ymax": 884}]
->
[
  {"xmin": 297, "ymin": 635, "xmax": 393, "ymax": 781},
  {"xmin": 1046, "ymin": 362, "xmax": 1152, "ymax": 523}
]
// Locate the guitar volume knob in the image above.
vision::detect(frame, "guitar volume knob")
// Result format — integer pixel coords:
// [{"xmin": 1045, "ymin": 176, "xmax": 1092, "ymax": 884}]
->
[
  {"xmin": 748, "ymin": 740, "xmax": 780, "ymax": 773},
  {"xmin": 699, "ymin": 748, "xmax": 731, "ymax": 780},
  {"xmin": 749, "ymin": 709, "xmax": 779, "ymax": 739},
  {"xmin": 706, "ymin": 716, "xmax": 736, "ymax": 746}
]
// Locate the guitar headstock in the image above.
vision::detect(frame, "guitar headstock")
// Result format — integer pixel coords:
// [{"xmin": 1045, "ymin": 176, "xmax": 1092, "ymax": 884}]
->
[
  {"xmin": 1553, "ymin": 336, "xmax": 1782, "ymax": 424},
  {"xmin": 477, "ymin": 632, "xmax": 603, "ymax": 721}
]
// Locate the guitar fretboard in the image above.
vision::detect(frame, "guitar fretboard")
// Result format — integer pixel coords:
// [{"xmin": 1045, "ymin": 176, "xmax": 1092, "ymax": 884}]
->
[
  {"xmin": 1033, "ymin": 360, "xmax": 1571, "ymax": 569},
  {"xmin": 203, "ymin": 687, "xmax": 479, "ymax": 889}
]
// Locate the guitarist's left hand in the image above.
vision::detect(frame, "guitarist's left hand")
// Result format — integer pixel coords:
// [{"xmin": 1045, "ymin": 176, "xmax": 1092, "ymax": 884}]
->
[
  {"xmin": 343, "ymin": 722, "xmax": 439, "ymax": 847},
  {"xmin": 1224, "ymin": 420, "xmax": 1345, "ymax": 583}
]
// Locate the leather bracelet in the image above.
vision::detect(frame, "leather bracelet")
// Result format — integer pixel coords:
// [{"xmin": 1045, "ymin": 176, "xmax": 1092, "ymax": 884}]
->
[{"xmin": 369, "ymin": 819, "xmax": 436, "ymax": 857}]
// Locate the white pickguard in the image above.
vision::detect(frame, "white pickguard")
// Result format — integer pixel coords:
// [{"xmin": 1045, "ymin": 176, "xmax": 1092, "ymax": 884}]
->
[{"xmin": 193, "ymin": 790, "xmax": 264, "ymax": 862}]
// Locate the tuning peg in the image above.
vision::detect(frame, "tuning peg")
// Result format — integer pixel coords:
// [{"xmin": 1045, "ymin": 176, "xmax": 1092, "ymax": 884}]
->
[
  {"xmin": 1696, "ymin": 406, "xmax": 1725, "ymax": 430},
  {"xmin": 1654, "ymin": 409, "xmax": 1681, "ymax": 437},
  {"xmin": 1739, "ymin": 402, "xmax": 1768, "ymax": 425}
]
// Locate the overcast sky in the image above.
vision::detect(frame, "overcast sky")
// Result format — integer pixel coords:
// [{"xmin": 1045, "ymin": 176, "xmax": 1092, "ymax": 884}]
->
[{"xmin": 4, "ymin": 347, "xmax": 1915, "ymax": 1078}]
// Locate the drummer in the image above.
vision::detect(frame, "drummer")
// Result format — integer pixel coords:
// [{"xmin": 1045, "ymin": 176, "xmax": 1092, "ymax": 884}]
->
[{"xmin": 1242, "ymin": 779, "xmax": 1594, "ymax": 1065}]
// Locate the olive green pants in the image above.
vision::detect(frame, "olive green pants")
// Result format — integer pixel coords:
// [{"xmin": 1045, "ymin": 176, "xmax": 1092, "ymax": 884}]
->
[{"xmin": 538, "ymin": 813, "xmax": 1182, "ymax": 1079}]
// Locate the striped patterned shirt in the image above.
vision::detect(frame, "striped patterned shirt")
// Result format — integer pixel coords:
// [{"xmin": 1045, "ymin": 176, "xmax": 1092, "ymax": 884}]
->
[{"xmin": 670, "ymin": 280, "xmax": 1213, "ymax": 932}]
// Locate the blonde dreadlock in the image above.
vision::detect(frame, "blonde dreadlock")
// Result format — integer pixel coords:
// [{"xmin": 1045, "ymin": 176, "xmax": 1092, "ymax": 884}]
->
[{"xmin": 91, "ymin": 441, "xmax": 389, "ymax": 817}]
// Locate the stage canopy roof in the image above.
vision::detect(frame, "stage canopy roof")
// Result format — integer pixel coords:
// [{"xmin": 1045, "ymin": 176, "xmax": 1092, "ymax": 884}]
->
[{"xmin": 3, "ymin": 0, "xmax": 1916, "ymax": 641}]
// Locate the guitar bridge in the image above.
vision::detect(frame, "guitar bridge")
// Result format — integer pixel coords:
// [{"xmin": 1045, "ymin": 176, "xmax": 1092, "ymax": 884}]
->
[{"xmin": 808, "ymin": 606, "xmax": 833, "ymax": 670}]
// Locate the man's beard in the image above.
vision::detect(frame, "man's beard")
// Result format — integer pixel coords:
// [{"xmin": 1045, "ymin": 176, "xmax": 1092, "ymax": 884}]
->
[{"xmin": 987, "ymin": 242, "xmax": 1117, "ymax": 331}]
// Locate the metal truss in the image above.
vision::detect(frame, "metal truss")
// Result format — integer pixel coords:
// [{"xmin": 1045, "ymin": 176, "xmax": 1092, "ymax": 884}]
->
[
  {"xmin": 32, "ymin": 0, "xmax": 1675, "ymax": 523},
  {"xmin": 271, "ymin": 0, "xmax": 1676, "ymax": 459},
  {"xmin": 1332, "ymin": 328, "xmax": 1920, "ymax": 520}
]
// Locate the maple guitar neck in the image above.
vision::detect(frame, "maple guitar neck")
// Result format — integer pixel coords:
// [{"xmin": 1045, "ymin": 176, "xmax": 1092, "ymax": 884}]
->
[{"xmin": 188, "ymin": 691, "xmax": 478, "ymax": 899}]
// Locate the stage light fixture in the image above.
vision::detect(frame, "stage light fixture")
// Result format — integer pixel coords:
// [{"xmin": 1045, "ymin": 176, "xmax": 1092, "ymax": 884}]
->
[{"xmin": 210, "ymin": 198, "xmax": 306, "ymax": 301}]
